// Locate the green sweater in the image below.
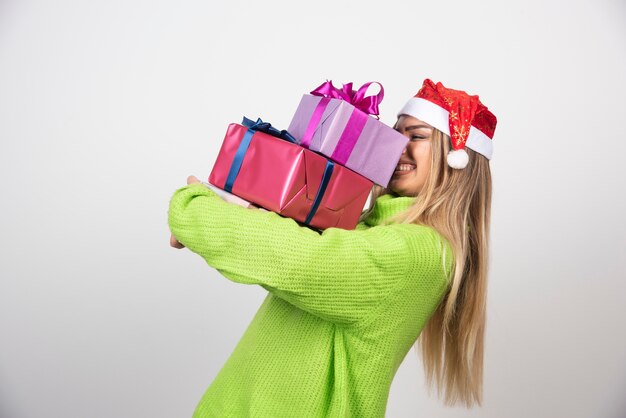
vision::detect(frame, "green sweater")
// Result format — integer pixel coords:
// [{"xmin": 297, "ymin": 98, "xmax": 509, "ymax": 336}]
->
[{"xmin": 168, "ymin": 184, "xmax": 453, "ymax": 418}]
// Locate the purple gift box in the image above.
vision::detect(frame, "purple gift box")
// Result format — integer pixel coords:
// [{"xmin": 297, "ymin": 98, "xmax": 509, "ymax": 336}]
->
[{"xmin": 287, "ymin": 81, "xmax": 409, "ymax": 187}]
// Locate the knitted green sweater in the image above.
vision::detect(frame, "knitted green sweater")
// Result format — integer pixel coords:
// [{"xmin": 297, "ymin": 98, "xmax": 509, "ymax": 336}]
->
[{"xmin": 168, "ymin": 184, "xmax": 453, "ymax": 418}]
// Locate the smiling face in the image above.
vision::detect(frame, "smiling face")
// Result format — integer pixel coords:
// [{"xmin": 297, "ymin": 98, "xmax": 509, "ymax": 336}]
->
[{"xmin": 388, "ymin": 115, "xmax": 434, "ymax": 197}]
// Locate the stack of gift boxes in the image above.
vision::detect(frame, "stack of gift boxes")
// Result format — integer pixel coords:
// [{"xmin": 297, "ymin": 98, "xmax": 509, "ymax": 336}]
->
[{"xmin": 206, "ymin": 80, "xmax": 409, "ymax": 231}]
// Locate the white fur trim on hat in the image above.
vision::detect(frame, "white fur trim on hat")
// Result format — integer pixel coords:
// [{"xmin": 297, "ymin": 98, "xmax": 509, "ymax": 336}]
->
[
  {"xmin": 398, "ymin": 97, "xmax": 450, "ymax": 136},
  {"xmin": 466, "ymin": 126, "xmax": 493, "ymax": 159},
  {"xmin": 398, "ymin": 97, "xmax": 493, "ymax": 160}
]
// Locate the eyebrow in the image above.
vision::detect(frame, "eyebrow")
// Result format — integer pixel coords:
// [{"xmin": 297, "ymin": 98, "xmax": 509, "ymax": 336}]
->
[{"xmin": 405, "ymin": 124, "xmax": 432, "ymax": 131}]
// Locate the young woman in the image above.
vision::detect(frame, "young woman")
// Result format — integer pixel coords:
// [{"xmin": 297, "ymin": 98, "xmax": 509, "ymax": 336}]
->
[{"xmin": 168, "ymin": 78, "xmax": 497, "ymax": 417}]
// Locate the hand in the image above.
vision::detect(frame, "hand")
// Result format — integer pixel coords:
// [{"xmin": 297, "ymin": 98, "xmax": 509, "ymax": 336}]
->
[
  {"xmin": 169, "ymin": 175, "xmax": 202, "ymax": 249},
  {"xmin": 170, "ymin": 234, "xmax": 185, "ymax": 249},
  {"xmin": 186, "ymin": 175, "xmax": 201, "ymax": 185}
]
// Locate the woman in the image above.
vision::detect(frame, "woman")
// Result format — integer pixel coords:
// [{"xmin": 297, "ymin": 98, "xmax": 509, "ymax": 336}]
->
[{"xmin": 168, "ymin": 78, "xmax": 497, "ymax": 417}]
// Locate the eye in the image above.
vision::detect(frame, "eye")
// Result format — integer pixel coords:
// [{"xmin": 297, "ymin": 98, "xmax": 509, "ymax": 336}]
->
[{"xmin": 410, "ymin": 135, "xmax": 427, "ymax": 141}]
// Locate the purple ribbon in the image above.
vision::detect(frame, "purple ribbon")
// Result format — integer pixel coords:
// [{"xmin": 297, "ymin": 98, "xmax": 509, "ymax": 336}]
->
[
  {"xmin": 300, "ymin": 97, "xmax": 330, "ymax": 148},
  {"xmin": 300, "ymin": 80, "xmax": 383, "ymax": 163},
  {"xmin": 310, "ymin": 80, "xmax": 384, "ymax": 116},
  {"xmin": 330, "ymin": 109, "xmax": 368, "ymax": 165}
]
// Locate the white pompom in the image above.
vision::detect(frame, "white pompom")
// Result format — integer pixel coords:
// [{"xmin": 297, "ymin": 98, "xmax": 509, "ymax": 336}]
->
[{"xmin": 447, "ymin": 149, "xmax": 469, "ymax": 169}]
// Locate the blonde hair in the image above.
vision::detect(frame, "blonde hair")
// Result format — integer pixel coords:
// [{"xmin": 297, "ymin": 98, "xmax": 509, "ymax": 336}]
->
[{"xmin": 359, "ymin": 127, "xmax": 491, "ymax": 407}]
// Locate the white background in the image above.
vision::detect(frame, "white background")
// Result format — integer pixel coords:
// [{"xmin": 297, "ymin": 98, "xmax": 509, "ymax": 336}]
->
[{"xmin": 1, "ymin": 0, "xmax": 625, "ymax": 417}]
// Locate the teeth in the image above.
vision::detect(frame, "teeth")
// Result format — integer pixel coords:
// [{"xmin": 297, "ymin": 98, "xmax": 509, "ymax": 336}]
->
[{"xmin": 395, "ymin": 164, "xmax": 416, "ymax": 172}]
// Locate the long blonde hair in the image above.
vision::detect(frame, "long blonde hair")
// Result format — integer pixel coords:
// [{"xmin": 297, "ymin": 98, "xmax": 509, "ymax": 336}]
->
[{"xmin": 359, "ymin": 127, "xmax": 491, "ymax": 407}]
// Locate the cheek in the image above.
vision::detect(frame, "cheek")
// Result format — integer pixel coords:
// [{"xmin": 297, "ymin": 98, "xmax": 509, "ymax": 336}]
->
[
  {"xmin": 412, "ymin": 144, "xmax": 432, "ymax": 168},
  {"xmin": 415, "ymin": 146, "xmax": 432, "ymax": 180}
]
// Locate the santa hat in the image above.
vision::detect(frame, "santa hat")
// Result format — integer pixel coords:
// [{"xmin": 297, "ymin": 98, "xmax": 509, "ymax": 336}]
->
[{"xmin": 397, "ymin": 79, "xmax": 497, "ymax": 169}]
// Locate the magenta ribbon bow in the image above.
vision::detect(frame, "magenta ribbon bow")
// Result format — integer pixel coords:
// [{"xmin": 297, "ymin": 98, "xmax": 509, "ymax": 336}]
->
[{"xmin": 310, "ymin": 80, "xmax": 384, "ymax": 117}]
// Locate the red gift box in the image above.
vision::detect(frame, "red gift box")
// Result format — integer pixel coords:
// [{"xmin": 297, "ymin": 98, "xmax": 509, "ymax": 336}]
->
[{"xmin": 208, "ymin": 119, "xmax": 373, "ymax": 230}]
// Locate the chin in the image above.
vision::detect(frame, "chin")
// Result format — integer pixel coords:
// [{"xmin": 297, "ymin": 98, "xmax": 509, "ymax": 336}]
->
[
  {"xmin": 389, "ymin": 182, "xmax": 419, "ymax": 197},
  {"xmin": 389, "ymin": 179, "xmax": 407, "ymax": 193},
  {"xmin": 388, "ymin": 186, "xmax": 407, "ymax": 197}
]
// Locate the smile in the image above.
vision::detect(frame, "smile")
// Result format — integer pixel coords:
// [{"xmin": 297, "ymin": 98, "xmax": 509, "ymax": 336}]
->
[{"xmin": 393, "ymin": 164, "xmax": 416, "ymax": 176}]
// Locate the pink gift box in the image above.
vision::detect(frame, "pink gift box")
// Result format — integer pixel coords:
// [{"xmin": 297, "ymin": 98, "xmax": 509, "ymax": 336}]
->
[
  {"xmin": 287, "ymin": 81, "xmax": 409, "ymax": 187},
  {"xmin": 208, "ymin": 120, "xmax": 373, "ymax": 231}
]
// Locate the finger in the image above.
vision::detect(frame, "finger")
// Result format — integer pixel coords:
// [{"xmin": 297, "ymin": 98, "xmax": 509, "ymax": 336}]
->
[
  {"xmin": 187, "ymin": 175, "xmax": 201, "ymax": 185},
  {"xmin": 170, "ymin": 234, "xmax": 185, "ymax": 249}
]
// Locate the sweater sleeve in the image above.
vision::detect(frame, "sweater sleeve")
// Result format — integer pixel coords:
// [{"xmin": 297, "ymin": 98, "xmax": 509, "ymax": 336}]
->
[{"xmin": 168, "ymin": 183, "xmax": 449, "ymax": 326}]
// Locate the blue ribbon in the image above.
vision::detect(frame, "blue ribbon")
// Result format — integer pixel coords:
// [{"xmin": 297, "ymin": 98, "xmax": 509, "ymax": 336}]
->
[
  {"xmin": 241, "ymin": 117, "xmax": 297, "ymax": 143},
  {"xmin": 224, "ymin": 116, "xmax": 334, "ymax": 226},
  {"xmin": 225, "ymin": 117, "xmax": 297, "ymax": 193},
  {"xmin": 304, "ymin": 159, "xmax": 334, "ymax": 225}
]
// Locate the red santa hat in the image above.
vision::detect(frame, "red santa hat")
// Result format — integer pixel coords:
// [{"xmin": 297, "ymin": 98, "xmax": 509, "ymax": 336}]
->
[{"xmin": 397, "ymin": 79, "xmax": 497, "ymax": 169}]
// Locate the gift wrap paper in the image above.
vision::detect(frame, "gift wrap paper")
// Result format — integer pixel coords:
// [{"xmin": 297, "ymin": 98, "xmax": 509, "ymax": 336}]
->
[
  {"xmin": 288, "ymin": 94, "xmax": 409, "ymax": 187},
  {"xmin": 209, "ymin": 122, "xmax": 373, "ymax": 230}
]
